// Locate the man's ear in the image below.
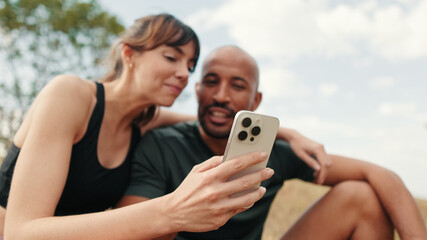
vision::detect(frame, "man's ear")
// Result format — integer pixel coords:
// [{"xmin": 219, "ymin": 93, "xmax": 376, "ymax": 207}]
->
[
  {"xmin": 250, "ymin": 91, "xmax": 262, "ymax": 111},
  {"xmin": 120, "ymin": 44, "xmax": 134, "ymax": 65},
  {"xmin": 195, "ymin": 82, "xmax": 201, "ymax": 103}
]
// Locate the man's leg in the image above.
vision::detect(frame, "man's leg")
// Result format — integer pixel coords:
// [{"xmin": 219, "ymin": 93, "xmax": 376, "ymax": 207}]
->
[{"xmin": 281, "ymin": 181, "xmax": 394, "ymax": 240}]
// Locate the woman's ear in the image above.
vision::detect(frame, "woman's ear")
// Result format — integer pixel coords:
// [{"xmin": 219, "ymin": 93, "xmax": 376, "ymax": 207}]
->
[{"xmin": 121, "ymin": 44, "xmax": 134, "ymax": 66}]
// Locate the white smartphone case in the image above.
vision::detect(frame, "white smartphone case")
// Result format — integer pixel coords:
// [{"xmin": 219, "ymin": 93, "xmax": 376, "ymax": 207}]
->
[{"xmin": 223, "ymin": 110, "xmax": 279, "ymax": 197}]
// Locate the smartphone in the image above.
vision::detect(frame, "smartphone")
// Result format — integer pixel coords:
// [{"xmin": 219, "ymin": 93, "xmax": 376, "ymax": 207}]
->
[{"xmin": 223, "ymin": 110, "xmax": 279, "ymax": 197}]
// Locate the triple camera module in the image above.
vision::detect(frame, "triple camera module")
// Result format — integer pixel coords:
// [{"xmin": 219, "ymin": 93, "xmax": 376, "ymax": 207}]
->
[{"xmin": 238, "ymin": 117, "xmax": 261, "ymax": 142}]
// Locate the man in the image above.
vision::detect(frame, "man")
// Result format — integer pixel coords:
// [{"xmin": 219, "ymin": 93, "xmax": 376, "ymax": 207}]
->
[{"xmin": 118, "ymin": 46, "xmax": 427, "ymax": 240}]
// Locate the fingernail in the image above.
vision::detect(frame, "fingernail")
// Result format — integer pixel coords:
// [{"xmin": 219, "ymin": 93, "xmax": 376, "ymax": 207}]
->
[
  {"xmin": 260, "ymin": 152, "xmax": 268, "ymax": 158},
  {"xmin": 259, "ymin": 186, "xmax": 266, "ymax": 194},
  {"xmin": 314, "ymin": 164, "xmax": 320, "ymax": 171},
  {"xmin": 266, "ymin": 168, "xmax": 274, "ymax": 177}
]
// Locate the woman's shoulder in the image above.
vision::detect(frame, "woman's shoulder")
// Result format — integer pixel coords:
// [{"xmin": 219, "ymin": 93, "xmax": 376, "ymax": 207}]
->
[
  {"xmin": 14, "ymin": 75, "xmax": 97, "ymax": 145},
  {"xmin": 36, "ymin": 75, "xmax": 96, "ymax": 105},
  {"xmin": 35, "ymin": 75, "xmax": 96, "ymax": 118},
  {"xmin": 45, "ymin": 75, "xmax": 94, "ymax": 95}
]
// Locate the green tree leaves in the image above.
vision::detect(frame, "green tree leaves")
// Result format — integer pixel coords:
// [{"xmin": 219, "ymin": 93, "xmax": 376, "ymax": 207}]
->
[{"xmin": 0, "ymin": 0, "xmax": 124, "ymax": 155}]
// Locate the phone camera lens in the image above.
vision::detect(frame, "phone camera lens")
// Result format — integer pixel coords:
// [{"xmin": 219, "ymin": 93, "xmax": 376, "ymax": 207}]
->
[
  {"xmin": 250, "ymin": 137, "xmax": 254, "ymax": 142},
  {"xmin": 238, "ymin": 131, "xmax": 248, "ymax": 141},
  {"xmin": 242, "ymin": 117, "xmax": 252, "ymax": 128},
  {"xmin": 251, "ymin": 126, "xmax": 261, "ymax": 136}
]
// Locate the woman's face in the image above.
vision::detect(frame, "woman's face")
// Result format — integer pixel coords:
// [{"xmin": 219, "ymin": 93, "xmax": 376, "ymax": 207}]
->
[{"xmin": 131, "ymin": 41, "xmax": 196, "ymax": 107}]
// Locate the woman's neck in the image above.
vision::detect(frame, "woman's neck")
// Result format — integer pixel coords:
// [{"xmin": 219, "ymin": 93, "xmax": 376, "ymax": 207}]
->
[{"xmin": 102, "ymin": 79, "xmax": 152, "ymax": 131}]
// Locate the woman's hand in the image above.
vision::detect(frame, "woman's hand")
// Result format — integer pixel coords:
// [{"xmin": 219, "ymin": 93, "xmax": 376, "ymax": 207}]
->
[{"xmin": 163, "ymin": 152, "xmax": 274, "ymax": 232}]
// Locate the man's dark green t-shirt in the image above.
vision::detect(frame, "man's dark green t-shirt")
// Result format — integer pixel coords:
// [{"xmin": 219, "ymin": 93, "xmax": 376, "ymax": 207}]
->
[{"xmin": 126, "ymin": 121, "xmax": 314, "ymax": 240}]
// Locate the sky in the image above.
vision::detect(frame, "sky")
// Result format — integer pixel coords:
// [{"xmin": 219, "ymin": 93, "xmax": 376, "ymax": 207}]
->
[{"xmin": 98, "ymin": 0, "xmax": 427, "ymax": 199}]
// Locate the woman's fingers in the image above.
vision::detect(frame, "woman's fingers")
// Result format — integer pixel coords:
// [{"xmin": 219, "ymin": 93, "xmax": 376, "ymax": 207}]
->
[
  {"xmin": 193, "ymin": 156, "xmax": 223, "ymax": 172},
  {"xmin": 223, "ymin": 186, "xmax": 267, "ymax": 213},
  {"xmin": 210, "ymin": 152, "xmax": 269, "ymax": 180},
  {"xmin": 221, "ymin": 167, "xmax": 274, "ymax": 197}
]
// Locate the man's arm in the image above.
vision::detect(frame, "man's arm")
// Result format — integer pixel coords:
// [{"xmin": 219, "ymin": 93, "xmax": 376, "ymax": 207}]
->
[
  {"xmin": 276, "ymin": 127, "xmax": 331, "ymax": 184},
  {"xmin": 323, "ymin": 155, "xmax": 427, "ymax": 240},
  {"xmin": 140, "ymin": 109, "xmax": 196, "ymax": 134}
]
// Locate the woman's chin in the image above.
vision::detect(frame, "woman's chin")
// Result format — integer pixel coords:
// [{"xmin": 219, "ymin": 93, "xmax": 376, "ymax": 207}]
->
[
  {"xmin": 161, "ymin": 102, "xmax": 174, "ymax": 107},
  {"xmin": 158, "ymin": 97, "xmax": 177, "ymax": 107}
]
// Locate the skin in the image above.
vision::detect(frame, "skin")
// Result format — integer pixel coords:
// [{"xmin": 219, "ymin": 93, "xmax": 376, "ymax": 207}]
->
[
  {"xmin": 119, "ymin": 45, "xmax": 427, "ymax": 240},
  {"xmin": 1, "ymin": 42, "xmax": 274, "ymax": 240}
]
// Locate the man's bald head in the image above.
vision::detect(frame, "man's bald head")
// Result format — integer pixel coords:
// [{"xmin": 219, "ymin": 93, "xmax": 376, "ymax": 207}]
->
[{"xmin": 202, "ymin": 45, "xmax": 260, "ymax": 89}]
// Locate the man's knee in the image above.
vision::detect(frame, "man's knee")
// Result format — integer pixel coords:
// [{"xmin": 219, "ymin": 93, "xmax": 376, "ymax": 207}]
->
[
  {"xmin": 331, "ymin": 181, "xmax": 387, "ymax": 219},
  {"xmin": 331, "ymin": 181, "xmax": 375, "ymax": 204}
]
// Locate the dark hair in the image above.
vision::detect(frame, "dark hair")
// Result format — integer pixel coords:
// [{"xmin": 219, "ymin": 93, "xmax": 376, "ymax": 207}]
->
[{"xmin": 101, "ymin": 13, "xmax": 200, "ymax": 126}]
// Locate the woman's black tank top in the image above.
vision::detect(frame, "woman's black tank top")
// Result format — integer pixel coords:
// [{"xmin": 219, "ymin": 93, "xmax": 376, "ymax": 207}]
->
[{"xmin": 0, "ymin": 82, "xmax": 140, "ymax": 215}]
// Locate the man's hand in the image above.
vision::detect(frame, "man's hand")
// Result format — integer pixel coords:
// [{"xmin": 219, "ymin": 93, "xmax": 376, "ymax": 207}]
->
[{"xmin": 276, "ymin": 127, "xmax": 332, "ymax": 184}]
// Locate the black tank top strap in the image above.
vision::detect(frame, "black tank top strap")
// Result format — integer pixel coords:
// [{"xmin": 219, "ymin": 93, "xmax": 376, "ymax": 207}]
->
[
  {"xmin": 87, "ymin": 82, "xmax": 105, "ymax": 132},
  {"xmin": 74, "ymin": 81, "xmax": 105, "ymax": 147}
]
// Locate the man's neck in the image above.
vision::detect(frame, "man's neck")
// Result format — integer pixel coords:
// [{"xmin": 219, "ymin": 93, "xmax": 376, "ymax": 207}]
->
[{"xmin": 198, "ymin": 125, "xmax": 228, "ymax": 155}]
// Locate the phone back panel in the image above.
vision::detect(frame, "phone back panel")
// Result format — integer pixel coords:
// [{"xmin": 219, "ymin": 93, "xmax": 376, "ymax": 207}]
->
[{"xmin": 223, "ymin": 111, "xmax": 279, "ymax": 195}]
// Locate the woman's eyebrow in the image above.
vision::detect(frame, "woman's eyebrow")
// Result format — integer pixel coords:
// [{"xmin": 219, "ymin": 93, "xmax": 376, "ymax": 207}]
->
[{"xmin": 172, "ymin": 46, "xmax": 184, "ymax": 55}]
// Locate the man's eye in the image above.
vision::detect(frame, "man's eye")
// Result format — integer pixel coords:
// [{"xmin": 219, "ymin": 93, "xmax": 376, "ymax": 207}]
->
[
  {"xmin": 203, "ymin": 79, "xmax": 217, "ymax": 86},
  {"xmin": 233, "ymin": 84, "xmax": 246, "ymax": 90}
]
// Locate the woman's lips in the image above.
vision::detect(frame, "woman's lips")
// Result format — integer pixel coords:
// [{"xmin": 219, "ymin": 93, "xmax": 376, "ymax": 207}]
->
[{"xmin": 166, "ymin": 84, "xmax": 183, "ymax": 96}]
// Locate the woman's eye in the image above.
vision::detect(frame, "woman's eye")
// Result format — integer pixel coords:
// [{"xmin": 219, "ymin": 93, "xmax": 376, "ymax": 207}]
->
[
  {"xmin": 188, "ymin": 66, "xmax": 195, "ymax": 72},
  {"xmin": 165, "ymin": 56, "xmax": 176, "ymax": 61}
]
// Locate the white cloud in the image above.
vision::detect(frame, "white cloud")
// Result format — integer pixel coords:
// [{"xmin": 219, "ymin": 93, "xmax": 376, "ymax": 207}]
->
[
  {"xmin": 185, "ymin": 8, "xmax": 219, "ymax": 31},
  {"xmin": 368, "ymin": 1, "xmax": 427, "ymax": 61},
  {"xmin": 281, "ymin": 114, "xmax": 365, "ymax": 140},
  {"xmin": 318, "ymin": 82, "xmax": 338, "ymax": 97},
  {"xmin": 353, "ymin": 56, "xmax": 375, "ymax": 68},
  {"xmin": 378, "ymin": 102, "xmax": 418, "ymax": 116},
  {"xmin": 259, "ymin": 66, "xmax": 311, "ymax": 98},
  {"xmin": 370, "ymin": 76, "xmax": 396, "ymax": 89},
  {"xmin": 188, "ymin": 0, "xmax": 427, "ymax": 62}
]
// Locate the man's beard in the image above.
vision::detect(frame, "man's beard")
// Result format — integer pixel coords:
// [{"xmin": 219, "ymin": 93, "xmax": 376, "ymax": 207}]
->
[{"xmin": 198, "ymin": 102, "xmax": 236, "ymax": 139}]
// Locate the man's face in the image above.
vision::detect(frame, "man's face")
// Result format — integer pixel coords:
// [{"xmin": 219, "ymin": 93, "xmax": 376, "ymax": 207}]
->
[{"xmin": 196, "ymin": 48, "xmax": 261, "ymax": 139}]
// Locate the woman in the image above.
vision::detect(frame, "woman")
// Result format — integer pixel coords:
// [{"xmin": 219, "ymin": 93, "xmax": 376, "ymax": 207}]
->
[{"xmin": 0, "ymin": 14, "xmax": 272, "ymax": 239}]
